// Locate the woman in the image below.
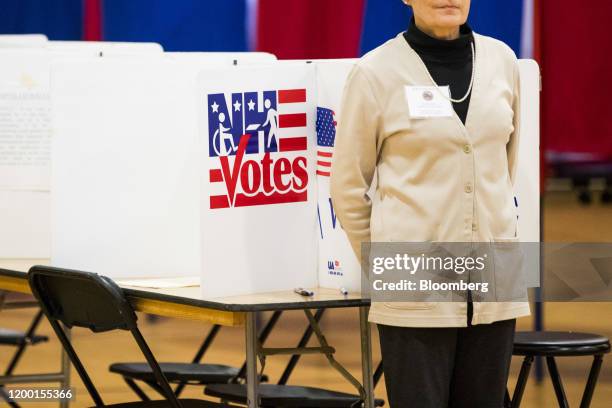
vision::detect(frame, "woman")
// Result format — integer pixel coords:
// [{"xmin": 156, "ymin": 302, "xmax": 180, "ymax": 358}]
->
[{"xmin": 330, "ymin": 0, "xmax": 530, "ymax": 407}]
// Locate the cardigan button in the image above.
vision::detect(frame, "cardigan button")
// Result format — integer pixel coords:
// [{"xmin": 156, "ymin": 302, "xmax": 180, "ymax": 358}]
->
[
  {"xmin": 463, "ymin": 144, "xmax": 472, "ymax": 154},
  {"xmin": 464, "ymin": 184, "xmax": 473, "ymax": 193}
]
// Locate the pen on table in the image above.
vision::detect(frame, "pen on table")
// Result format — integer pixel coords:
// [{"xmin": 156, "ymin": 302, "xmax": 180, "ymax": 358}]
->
[{"xmin": 294, "ymin": 287, "xmax": 314, "ymax": 297}]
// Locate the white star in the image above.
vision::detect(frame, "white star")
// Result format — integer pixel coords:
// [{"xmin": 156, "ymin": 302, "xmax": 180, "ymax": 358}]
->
[
  {"xmin": 234, "ymin": 100, "xmax": 241, "ymax": 112},
  {"xmin": 247, "ymin": 99, "xmax": 255, "ymax": 111},
  {"xmin": 211, "ymin": 101, "xmax": 219, "ymax": 113}
]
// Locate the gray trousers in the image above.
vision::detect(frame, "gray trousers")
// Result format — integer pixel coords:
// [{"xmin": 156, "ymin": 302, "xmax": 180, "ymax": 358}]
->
[{"xmin": 378, "ymin": 318, "xmax": 516, "ymax": 408}]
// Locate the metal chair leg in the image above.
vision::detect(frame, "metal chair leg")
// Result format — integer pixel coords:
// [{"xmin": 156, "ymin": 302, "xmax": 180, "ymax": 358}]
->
[
  {"xmin": 0, "ymin": 386, "xmax": 19, "ymax": 408},
  {"xmin": 0, "ymin": 310, "xmax": 45, "ymax": 408},
  {"xmin": 504, "ymin": 388, "xmax": 511, "ymax": 408},
  {"xmin": 580, "ymin": 354, "xmax": 604, "ymax": 408},
  {"xmin": 174, "ymin": 324, "xmax": 221, "ymax": 396},
  {"xmin": 373, "ymin": 361, "xmax": 383, "ymax": 388},
  {"xmin": 4, "ymin": 311, "xmax": 45, "ymax": 376},
  {"xmin": 511, "ymin": 355, "xmax": 534, "ymax": 408},
  {"xmin": 124, "ymin": 378, "xmax": 150, "ymax": 401},
  {"xmin": 144, "ymin": 380, "xmax": 173, "ymax": 400},
  {"xmin": 546, "ymin": 356, "xmax": 569, "ymax": 408}
]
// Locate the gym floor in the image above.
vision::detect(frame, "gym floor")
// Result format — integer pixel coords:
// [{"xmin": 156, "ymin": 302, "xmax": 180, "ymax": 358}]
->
[{"xmin": 1, "ymin": 189, "xmax": 611, "ymax": 407}]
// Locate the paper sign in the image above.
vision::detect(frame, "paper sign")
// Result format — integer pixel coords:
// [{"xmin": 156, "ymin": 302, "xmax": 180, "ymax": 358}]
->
[{"xmin": 198, "ymin": 64, "xmax": 318, "ymax": 298}]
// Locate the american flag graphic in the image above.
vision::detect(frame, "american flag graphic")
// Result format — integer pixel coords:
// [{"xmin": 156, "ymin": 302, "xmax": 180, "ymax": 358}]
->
[
  {"xmin": 316, "ymin": 107, "xmax": 337, "ymax": 177},
  {"xmin": 276, "ymin": 89, "xmax": 308, "ymax": 152}
]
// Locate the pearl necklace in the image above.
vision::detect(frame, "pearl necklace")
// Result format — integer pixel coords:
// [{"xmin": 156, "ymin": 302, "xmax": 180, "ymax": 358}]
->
[{"xmin": 423, "ymin": 41, "xmax": 476, "ymax": 104}]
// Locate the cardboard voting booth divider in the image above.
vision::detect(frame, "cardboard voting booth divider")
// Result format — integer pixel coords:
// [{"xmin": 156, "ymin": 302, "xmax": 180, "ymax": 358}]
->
[
  {"xmin": 516, "ymin": 60, "xmax": 541, "ymax": 242},
  {"xmin": 51, "ymin": 59, "xmax": 320, "ymax": 295},
  {"xmin": 166, "ymin": 52, "xmax": 277, "ymax": 65},
  {"xmin": 0, "ymin": 34, "xmax": 47, "ymax": 48},
  {"xmin": 50, "ymin": 57, "xmax": 232, "ymax": 280},
  {"xmin": 0, "ymin": 49, "xmax": 91, "ymax": 258},
  {"xmin": 0, "ymin": 43, "xmax": 167, "ymax": 259},
  {"xmin": 197, "ymin": 64, "xmax": 318, "ymax": 297},
  {"xmin": 314, "ymin": 60, "xmax": 362, "ymax": 292},
  {"xmin": 47, "ymin": 55, "xmax": 539, "ymax": 296},
  {"xmin": 47, "ymin": 41, "xmax": 163, "ymax": 56},
  {"xmin": 48, "ymin": 52, "xmax": 281, "ymax": 280}
]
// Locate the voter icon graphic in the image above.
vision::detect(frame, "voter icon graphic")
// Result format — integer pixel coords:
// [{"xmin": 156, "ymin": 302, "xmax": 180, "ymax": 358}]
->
[{"xmin": 206, "ymin": 89, "xmax": 310, "ymax": 209}]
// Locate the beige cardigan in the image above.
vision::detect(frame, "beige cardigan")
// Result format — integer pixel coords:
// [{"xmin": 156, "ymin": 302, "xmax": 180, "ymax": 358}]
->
[{"xmin": 330, "ymin": 32, "xmax": 530, "ymax": 327}]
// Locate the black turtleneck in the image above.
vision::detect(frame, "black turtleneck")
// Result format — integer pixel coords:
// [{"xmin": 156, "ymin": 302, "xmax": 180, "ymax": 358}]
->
[{"xmin": 403, "ymin": 18, "xmax": 474, "ymax": 124}]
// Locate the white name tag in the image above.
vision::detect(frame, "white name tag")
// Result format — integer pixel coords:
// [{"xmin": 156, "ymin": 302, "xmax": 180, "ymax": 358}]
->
[{"xmin": 405, "ymin": 85, "xmax": 454, "ymax": 118}]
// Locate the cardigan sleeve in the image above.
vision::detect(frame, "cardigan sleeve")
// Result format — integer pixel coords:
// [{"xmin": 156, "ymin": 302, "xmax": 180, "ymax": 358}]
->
[
  {"xmin": 330, "ymin": 65, "xmax": 380, "ymax": 261},
  {"xmin": 507, "ymin": 60, "xmax": 521, "ymax": 186}
]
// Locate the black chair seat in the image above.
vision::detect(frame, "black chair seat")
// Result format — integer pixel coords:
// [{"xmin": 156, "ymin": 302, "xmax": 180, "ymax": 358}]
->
[
  {"xmin": 514, "ymin": 331, "xmax": 611, "ymax": 357},
  {"xmin": 110, "ymin": 363, "xmax": 242, "ymax": 384},
  {"xmin": 110, "ymin": 363, "xmax": 269, "ymax": 385},
  {"xmin": 0, "ymin": 327, "xmax": 48, "ymax": 346},
  {"xmin": 95, "ymin": 399, "xmax": 238, "ymax": 407},
  {"xmin": 205, "ymin": 383, "xmax": 385, "ymax": 407}
]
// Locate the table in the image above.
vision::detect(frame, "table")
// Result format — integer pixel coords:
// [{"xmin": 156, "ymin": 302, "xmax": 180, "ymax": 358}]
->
[{"xmin": 0, "ymin": 260, "xmax": 375, "ymax": 408}]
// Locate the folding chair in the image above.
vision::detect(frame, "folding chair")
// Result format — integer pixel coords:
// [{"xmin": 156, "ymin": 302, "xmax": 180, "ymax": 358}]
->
[
  {"xmin": 28, "ymin": 265, "xmax": 238, "ymax": 408},
  {"xmin": 110, "ymin": 312, "xmax": 279, "ymax": 400},
  {"xmin": 0, "ymin": 292, "xmax": 49, "ymax": 408},
  {"xmin": 205, "ymin": 309, "xmax": 386, "ymax": 407}
]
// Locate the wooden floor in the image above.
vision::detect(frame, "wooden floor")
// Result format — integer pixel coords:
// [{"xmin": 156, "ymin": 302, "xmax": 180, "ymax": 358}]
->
[{"xmin": 1, "ymin": 190, "xmax": 612, "ymax": 407}]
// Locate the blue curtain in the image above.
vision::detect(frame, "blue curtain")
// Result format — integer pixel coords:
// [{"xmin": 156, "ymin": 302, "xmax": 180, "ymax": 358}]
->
[
  {"xmin": 102, "ymin": 0, "xmax": 248, "ymax": 51},
  {"xmin": 468, "ymin": 0, "xmax": 523, "ymax": 54},
  {"xmin": 0, "ymin": 0, "xmax": 82, "ymax": 40},
  {"xmin": 0, "ymin": 0, "xmax": 522, "ymax": 56},
  {"xmin": 359, "ymin": 0, "xmax": 411, "ymax": 55},
  {"xmin": 360, "ymin": 0, "xmax": 524, "ymax": 56}
]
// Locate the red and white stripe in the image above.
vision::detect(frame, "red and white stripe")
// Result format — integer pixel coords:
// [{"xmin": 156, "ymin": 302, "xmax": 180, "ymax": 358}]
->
[
  {"xmin": 316, "ymin": 147, "xmax": 333, "ymax": 177},
  {"xmin": 277, "ymin": 88, "xmax": 308, "ymax": 152}
]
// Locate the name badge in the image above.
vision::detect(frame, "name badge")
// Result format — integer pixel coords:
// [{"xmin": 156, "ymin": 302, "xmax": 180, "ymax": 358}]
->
[{"xmin": 405, "ymin": 85, "xmax": 454, "ymax": 118}]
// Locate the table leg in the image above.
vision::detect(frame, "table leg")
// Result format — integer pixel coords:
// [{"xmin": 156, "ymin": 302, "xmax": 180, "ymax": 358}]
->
[
  {"xmin": 59, "ymin": 325, "xmax": 71, "ymax": 408},
  {"xmin": 245, "ymin": 312, "xmax": 259, "ymax": 408},
  {"xmin": 360, "ymin": 306, "xmax": 375, "ymax": 408}
]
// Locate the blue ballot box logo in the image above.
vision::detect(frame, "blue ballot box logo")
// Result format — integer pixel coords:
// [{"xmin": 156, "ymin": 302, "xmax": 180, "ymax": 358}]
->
[
  {"xmin": 327, "ymin": 259, "xmax": 343, "ymax": 276},
  {"xmin": 206, "ymin": 89, "xmax": 309, "ymax": 209}
]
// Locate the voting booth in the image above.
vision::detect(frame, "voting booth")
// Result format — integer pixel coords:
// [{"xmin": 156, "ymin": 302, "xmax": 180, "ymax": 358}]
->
[
  {"xmin": 42, "ymin": 52, "xmax": 540, "ymax": 298},
  {"xmin": 0, "ymin": 41, "xmax": 166, "ymax": 260},
  {"xmin": 0, "ymin": 34, "xmax": 47, "ymax": 48}
]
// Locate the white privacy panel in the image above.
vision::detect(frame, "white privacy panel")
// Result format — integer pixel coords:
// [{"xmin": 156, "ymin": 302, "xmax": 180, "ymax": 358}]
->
[
  {"xmin": 0, "ymin": 34, "xmax": 47, "ymax": 48},
  {"xmin": 48, "ymin": 41, "xmax": 163, "ymax": 56},
  {"xmin": 0, "ymin": 49, "xmax": 80, "ymax": 258},
  {"xmin": 0, "ymin": 45, "xmax": 167, "ymax": 259},
  {"xmin": 314, "ymin": 59, "xmax": 363, "ymax": 292},
  {"xmin": 516, "ymin": 59, "xmax": 541, "ymax": 242},
  {"xmin": 197, "ymin": 64, "xmax": 318, "ymax": 298},
  {"xmin": 166, "ymin": 52, "xmax": 277, "ymax": 66},
  {"xmin": 50, "ymin": 58, "xmax": 230, "ymax": 278}
]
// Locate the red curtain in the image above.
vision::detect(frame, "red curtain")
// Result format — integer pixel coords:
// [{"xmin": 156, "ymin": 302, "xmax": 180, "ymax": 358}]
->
[
  {"xmin": 256, "ymin": 0, "xmax": 365, "ymax": 60},
  {"xmin": 540, "ymin": 0, "xmax": 612, "ymax": 159},
  {"xmin": 83, "ymin": 0, "xmax": 103, "ymax": 41}
]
